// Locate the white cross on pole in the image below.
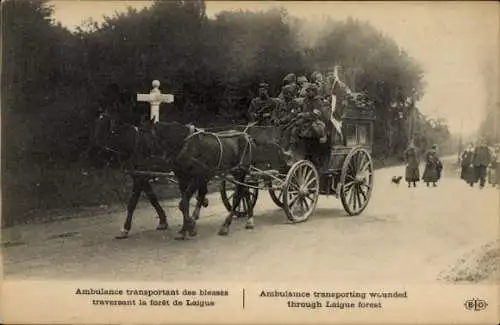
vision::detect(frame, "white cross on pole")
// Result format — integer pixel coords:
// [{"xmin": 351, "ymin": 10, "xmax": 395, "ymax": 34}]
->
[{"xmin": 137, "ymin": 80, "xmax": 174, "ymax": 123}]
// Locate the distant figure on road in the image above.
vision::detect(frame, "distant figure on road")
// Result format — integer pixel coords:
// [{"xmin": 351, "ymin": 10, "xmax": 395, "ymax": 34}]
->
[
  {"xmin": 403, "ymin": 140, "xmax": 420, "ymax": 188},
  {"xmin": 460, "ymin": 142, "xmax": 476, "ymax": 187},
  {"xmin": 422, "ymin": 144, "xmax": 442, "ymax": 187},
  {"xmin": 472, "ymin": 138, "xmax": 492, "ymax": 189},
  {"xmin": 487, "ymin": 145, "xmax": 498, "ymax": 187},
  {"xmin": 491, "ymin": 145, "xmax": 500, "ymax": 187}
]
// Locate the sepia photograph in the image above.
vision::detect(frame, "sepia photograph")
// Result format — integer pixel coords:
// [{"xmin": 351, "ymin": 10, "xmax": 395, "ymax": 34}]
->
[{"xmin": 1, "ymin": 0, "xmax": 499, "ymax": 324}]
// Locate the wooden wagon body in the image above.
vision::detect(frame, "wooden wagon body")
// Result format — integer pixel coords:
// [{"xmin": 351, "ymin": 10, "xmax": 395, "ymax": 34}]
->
[{"xmin": 218, "ymin": 104, "xmax": 376, "ymax": 222}]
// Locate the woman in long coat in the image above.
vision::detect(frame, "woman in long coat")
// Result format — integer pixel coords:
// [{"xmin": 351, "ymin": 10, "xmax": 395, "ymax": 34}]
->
[
  {"xmin": 404, "ymin": 142, "xmax": 420, "ymax": 187},
  {"xmin": 422, "ymin": 144, "xmax": 442, "ymax": 187},
  {"xmin": 460, "ymin": 143, "xmax": 475, "ymax": 186},
  {"xmin": 488, "ymin": 146, "xmax": 499, "ymax": 187}
]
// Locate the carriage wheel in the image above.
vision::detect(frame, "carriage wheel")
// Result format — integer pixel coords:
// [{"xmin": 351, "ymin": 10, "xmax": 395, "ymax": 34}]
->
[
  {"xmin": 220, "ymin": 179, "xmax": 259, "ymax": 218},
  {"xmin": 268, "ymin": 189, "xmax": 284, "ymax": 208},
  {"xmin": 282, "ymin": 160, "xmax": 320, "ymax": 223},
  {"xmin": 339, "ymin": 147, "xmax": 374, "ymax": 216}
]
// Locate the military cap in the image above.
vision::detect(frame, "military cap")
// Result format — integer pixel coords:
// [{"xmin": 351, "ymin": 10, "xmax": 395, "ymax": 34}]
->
[
  {"xmin": 282, "ymin": 84, "xmax": 296, "ymax": 96},
  {"xmin": 283, "ymin": 73, "xmax": 297, "ymax": 85},
  {"xmin": 297, "ymin": 76, "xmax": 308, "ymax": 84}
]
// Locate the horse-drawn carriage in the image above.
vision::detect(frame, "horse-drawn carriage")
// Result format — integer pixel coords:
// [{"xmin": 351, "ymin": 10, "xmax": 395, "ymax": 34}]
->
[
  {"xmin": 93, "ymin": 78, "xmax": 376, "ymax": 238},
  {"xmin": 217, "ymin": 103, "xmax": 376, "ymax": 224}
]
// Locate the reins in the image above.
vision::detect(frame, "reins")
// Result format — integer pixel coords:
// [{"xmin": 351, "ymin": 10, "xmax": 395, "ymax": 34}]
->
[
  {"xmin": 99, "ymin": 117, "xmax": 257, "ymax": 176},
  {"xmin": 98, "ymin": 123, "xmax": 140, "ymax": 157},
  {"xmin": 176, "ymin": 123, "xmax": 255, "ymax": 173}
]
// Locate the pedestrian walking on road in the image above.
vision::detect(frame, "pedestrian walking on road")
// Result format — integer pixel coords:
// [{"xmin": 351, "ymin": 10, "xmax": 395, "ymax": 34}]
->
[
  {"xmin": 472, "ymin": 138, "xmax": 491, "ymax": 189},
  {"xmin": 422, "ymin": 144, "xmax": 442, "ymax": 187},
  {"xmin": 460, "ymin": 142, "xmax": 475, "ymax": 187},
  {"xmin": 487, "ymin": 144, "xmax": 499, "ymax": 188},
  {"xmin": 495, "ymin": 145, "xmax": 500, "ymax": 187},
  {"xmin": 403, "ymin": 140, "xmax": 420, "ymax": 188}
]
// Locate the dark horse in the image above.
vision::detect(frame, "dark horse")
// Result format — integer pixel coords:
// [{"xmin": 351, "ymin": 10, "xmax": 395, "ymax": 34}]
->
[
  {"xmin": 150, "ymin": 121, "xmax": 258, "ymax": 239},
  {"xmin": 92, "ymin": 113, "xmax": 209, "ymax": 239}
]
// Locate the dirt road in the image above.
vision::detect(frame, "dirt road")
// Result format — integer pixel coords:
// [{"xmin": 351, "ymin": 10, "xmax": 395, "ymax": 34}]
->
[{"xmin": 2, "ymin": 157, "xmax": 498, "ymax": 283}]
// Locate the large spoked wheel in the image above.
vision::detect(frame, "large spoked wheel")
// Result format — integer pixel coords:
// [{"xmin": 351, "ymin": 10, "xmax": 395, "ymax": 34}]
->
[
  {"xmin": 339, "ymin": 147, "xmax": 374, "ymax": 216},
  {"xmin": 220, "ymin": 179, "xmax": 259, "ymax": 218},
  {"xmin": 282, "ymin": 160, "xmax": 320, "ymax": 223},
  {"xmin": 268, "ymin": 189, "xmax": 284, "ymax": 208}
]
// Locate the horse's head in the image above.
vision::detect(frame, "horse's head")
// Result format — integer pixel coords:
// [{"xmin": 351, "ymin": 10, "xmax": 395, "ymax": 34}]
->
[{"xmin": 92, "ymin": 111, "xmax": 139, "ymax": 160}]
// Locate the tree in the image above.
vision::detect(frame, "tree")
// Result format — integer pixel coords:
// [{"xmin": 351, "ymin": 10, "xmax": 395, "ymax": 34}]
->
[
  {"xmin": 2, "ymin": 0, "xmax": 88, "ymax": 166},
  {"xmin": 304, "ymin": 18, "xmax": 425, "ymax": 156}
]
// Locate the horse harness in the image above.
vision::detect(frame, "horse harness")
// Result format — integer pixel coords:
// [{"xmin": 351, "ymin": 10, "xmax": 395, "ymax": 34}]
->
[{"xmin": 178, "ymin": 127, "xmax": 254, "ymax": 173}]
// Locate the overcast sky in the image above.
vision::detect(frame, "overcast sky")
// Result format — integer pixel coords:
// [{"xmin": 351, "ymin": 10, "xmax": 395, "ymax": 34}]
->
[{"xmin": 49, "ymin": 1, "xmax": 499, "ymax": 135}]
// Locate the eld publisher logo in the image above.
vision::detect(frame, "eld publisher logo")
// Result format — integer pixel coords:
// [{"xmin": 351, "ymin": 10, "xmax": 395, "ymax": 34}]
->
[{"xmin": 464, "ymin": 298, "xmax": 488, "ymax": 311}]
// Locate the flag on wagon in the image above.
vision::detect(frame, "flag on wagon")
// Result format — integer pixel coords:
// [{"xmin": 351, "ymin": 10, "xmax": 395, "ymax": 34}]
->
[{"xmin": 329, "ymin": 77, "xmax": 343, "ymax": 141}]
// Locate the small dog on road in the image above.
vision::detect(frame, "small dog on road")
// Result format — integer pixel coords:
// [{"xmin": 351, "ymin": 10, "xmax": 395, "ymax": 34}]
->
[{"xmin": 391, "ymin": 176, "xmax": 403, "ymax": 185}]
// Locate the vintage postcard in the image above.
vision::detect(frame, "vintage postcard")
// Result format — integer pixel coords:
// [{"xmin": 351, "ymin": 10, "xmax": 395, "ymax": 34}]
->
[{"xmin": 1, "ymin": 0, "xmax": 499, "ymax": 324}]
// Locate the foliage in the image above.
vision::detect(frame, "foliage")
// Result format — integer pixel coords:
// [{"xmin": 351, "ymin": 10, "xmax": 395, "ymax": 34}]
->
[
  {"xmin": 478, "ymin": 105, "xmax": 500, "ymax": 145},
  {"xmin": 477, "ymin": 43, "xmax": 499, "ymax": 146}
]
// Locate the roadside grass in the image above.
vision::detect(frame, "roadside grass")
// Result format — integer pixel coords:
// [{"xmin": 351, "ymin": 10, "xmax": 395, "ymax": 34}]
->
[{"xmin": 438, "ymin": 240, "xmax": 500, "ymax": 284}]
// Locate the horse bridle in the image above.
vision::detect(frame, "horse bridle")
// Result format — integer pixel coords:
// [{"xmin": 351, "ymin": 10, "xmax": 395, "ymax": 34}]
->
[
  {"xmin": 178, "ymin": 123, "xmax": 255, "ymax": 171},
  {"xmin": 96, "ymin": 114, "xmax": 140, "ymax": 159}
]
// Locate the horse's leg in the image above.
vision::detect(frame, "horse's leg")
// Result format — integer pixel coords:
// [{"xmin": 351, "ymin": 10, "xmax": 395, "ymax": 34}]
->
[
  {"xmin": 201, "ymin": 182, "xmax": 209, "ymax": 207},
  {"xmin": 116, "ymin": 177, "xmax": 142, "ymax": 239},
  {"xmin": 244, "ymin": 176, "xmax": 256, "ymax": 230},
  {"xmin": 218, "ymin": 173, "xmax": 245, "ymax": 236},
  {"xmin": 192, "ymin": 180, "xmax": 209, "ymax": 221},
  {"xmin": 143, "ymin": 180, "xmax": 169, "ymax": 230},
  {"xmin": 176, "ymin": 178, "xmax": 188, "ymax": 236},
  {"xmin": 176, "ymin": 179, "xmax": 198, "ymax": 240}
]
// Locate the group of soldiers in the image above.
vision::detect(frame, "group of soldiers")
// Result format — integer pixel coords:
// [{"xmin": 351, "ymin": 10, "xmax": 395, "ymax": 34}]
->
[
  {"xmin": 97, "ymin": 72, "xmax": 354, "ymax": 163},
  {"xmin": 247, "ymin": 71, "xmax": 352, "ymax": 156}
]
